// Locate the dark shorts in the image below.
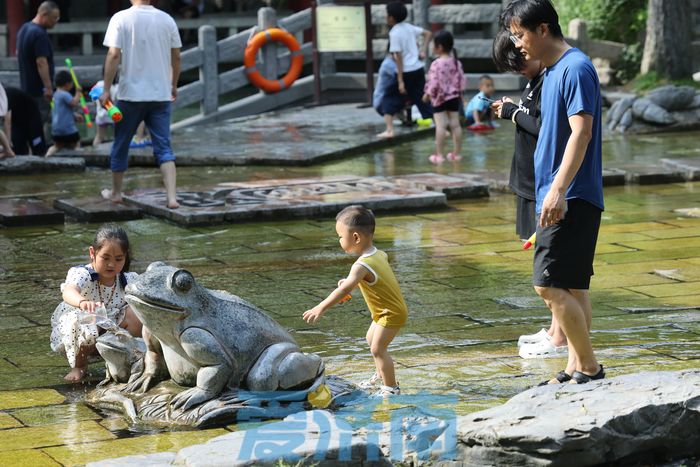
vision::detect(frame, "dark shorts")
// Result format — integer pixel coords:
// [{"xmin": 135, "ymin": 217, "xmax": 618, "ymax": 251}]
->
[
  {"xmin": 433, "ymin": 97, "xmax": 460, "ymax": 113},
  {"xmin": 533, "ymin": 198, "xmax": 602, "ymax": 290},
  {"xmin": 51, "ymin": 132, "xmax": 80, "ymax": 145}
]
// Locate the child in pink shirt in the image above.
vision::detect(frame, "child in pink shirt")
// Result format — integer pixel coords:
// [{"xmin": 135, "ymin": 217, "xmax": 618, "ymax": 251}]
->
[{"xmin": 423, "ymin": 30, "xmax": 465, "ymax": 164}]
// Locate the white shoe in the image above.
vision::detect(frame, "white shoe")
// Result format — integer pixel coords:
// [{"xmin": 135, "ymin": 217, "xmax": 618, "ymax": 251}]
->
[
  {"xmin": 357, "ymin": 372, "xmax": 380, "ymax": 390},
  {"xmin": 371, "ymin": 384, "xmax": 401, "ymax": 397},
  {"xmin": 519, "ymin": 337, "xmax": 568, "ymax": 359},
  {"xmin": 517, "ymin": 328, "xmax": 549, "ymax": 347}
]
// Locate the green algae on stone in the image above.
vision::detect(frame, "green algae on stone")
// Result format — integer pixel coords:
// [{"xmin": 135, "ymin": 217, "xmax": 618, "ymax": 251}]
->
[
  {"xmin": 0, "ymin": 449, "xmax": 61, "ymax": 467},
  {"xmin": 0, "ymin": 420, "xmax": 115, "ymax": 452},
  {"xmin": 0, "ymin": 389, "xmax": 65, "ymax": 411},
  {"xmin": 41, "ymin": 428, "xmax": 227, "ymax": 466},
  {"xmin": 10, "ymin": 403, "xmax": 100, "ymax": 427},
  {"xmin": 0, "ymin": 412, "xmax": 22, "ymax": 429}
]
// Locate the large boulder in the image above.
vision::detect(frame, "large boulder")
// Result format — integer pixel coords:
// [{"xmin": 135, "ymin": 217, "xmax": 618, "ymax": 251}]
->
[
  {"xmin": 632, "ymin": 97, "xmax": 676, "ymax": 125},
  {"xmin": 447, "ymin": 370, "xmax": 700, "ymax": 466},
  {"xmin": 646, "ymin": 85, "xmax": 697, "ymax": 111}
]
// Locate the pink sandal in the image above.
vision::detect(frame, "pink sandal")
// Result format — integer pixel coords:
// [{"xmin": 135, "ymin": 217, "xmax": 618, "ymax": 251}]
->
[
  {"xmin": 429, "ymin": 154, "xmax": 445, "ymax": 164},
  {"xmin": 447, "ymin": 152, "xmax": 461, "ymax": 161}
]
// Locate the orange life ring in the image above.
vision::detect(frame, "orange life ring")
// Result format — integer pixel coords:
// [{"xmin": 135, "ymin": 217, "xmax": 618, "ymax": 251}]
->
[{"xmin": 244, "ymin": 28, "xmax": 303, "ymax": 93}]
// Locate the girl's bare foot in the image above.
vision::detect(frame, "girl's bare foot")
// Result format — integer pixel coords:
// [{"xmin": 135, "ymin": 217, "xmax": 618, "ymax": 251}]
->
[
  {"xmin": 167, "ymin": 200, "xmax": 179, "ymax": 209},
  {"xmin": 101, "ymin": 188, "xmax": 124, "ymax": 204},
  {"xmin": 377, "ymin": 131, "xmax": 394, "ymax": 138},
  {"xmin": 64, "ymin": 367, "xmax": 86, "ymax": 382}
]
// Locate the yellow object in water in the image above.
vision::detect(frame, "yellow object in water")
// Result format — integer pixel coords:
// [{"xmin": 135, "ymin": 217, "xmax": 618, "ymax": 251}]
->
[
  {"xmin": 308, "ymin": 383, "xmax": 332, "ymax": 409},
  {"xmin": 417, "ymin": 118, "xmax": 433, "ymax": 127}
]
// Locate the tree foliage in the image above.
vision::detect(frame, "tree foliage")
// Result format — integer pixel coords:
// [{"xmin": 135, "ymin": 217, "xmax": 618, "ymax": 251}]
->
[{"xmin": 552, "ymin": 0, "xmax": 647, "ymax": 44}]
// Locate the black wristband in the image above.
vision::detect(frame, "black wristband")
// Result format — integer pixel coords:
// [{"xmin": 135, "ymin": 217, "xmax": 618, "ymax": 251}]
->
[{"xmin": 500, "ymin": 102, "xmax": 518, "ymax": 120}]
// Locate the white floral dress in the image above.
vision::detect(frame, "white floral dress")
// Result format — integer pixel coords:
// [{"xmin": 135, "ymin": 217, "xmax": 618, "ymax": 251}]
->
[{"xmin": 50, "ymin": 265, "xmax": 138, "ymax": 368}]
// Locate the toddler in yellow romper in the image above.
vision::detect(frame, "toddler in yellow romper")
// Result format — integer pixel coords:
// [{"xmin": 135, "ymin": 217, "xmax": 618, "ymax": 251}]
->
[{"xmin": 303, "ymin": 205, "xmax": 408, "ymax": 396}]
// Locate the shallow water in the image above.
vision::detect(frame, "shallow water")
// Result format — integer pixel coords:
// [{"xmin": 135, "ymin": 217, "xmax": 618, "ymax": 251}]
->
[{"xmin": 1, "ymin": 125, "xmax": 699, "ymax": 464}]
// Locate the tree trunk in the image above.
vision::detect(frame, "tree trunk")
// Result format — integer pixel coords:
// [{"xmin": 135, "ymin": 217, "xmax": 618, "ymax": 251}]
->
[{"xmin": 640, "ymin": 0, "xmax": 693, "ymax": 79}]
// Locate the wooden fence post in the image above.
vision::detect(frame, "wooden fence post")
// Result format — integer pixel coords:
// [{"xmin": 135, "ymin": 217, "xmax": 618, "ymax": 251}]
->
[
  {"xmin": 199, "ymin": 25, "xmax": 219, "ymax": 115},
  {"xmin": 258, "ymin": 7, "xmax": 278, "ymax": 92}
]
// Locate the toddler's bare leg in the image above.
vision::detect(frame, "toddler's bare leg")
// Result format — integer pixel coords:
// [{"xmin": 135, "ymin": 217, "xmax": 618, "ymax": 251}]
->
[
  {"xmin": 448, "ymin": 111, "xmax": 462, "ymax": 156},
  {"xmin": 64, "ymin": 344, "xmax": 97, "ymax": 381},
  {"xmin": 369, "ymin": 325, "xmax": 400, "ymax": 387},
  {"xmin": 433, "ymin": 112, "xmax": 447, "ymax": 157},
  {"xmin": 120, "ymin": 307, "xmax": 143, "ymax": 338}
]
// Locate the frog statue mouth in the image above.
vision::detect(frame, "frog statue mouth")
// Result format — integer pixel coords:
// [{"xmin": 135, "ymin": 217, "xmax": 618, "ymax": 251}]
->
[{"xmin": 126, "ymin": 294, "xmax": 189, "ymax": 317}]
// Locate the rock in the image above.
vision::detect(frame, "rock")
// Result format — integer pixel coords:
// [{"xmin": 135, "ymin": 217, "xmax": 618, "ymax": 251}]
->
[
  {"xmin": 441, "ymin": 370, "xmax": 700, "ymax": 466},
  {"xmin": 690, "ymin": 93, "xmax": 700, "ymax": 109},
  {"xmin": 607, "ymin": 96, "xmax": 634, "ymax": 129},
  {"xmin": 647, "ymin": 85, "xmax": 697, "ymax": 111},
  {"xmin": 632, "ymin": 97, "xmax": 676, "ymax": 125}
]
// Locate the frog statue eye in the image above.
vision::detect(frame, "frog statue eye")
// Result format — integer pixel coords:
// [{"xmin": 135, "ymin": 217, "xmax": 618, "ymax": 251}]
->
[{"xmin": 171, "ymin": 269, "xmax": 194, "ymax": 293}]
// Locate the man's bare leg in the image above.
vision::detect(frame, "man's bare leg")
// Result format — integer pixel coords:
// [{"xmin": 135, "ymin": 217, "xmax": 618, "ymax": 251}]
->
[
  {"xmin": 102, "ymin": 171, "xmax": 125, "ymax": 203},
  {"xmin": 160, "ymin": 161, "xmax": 179, "ymax": 209}
]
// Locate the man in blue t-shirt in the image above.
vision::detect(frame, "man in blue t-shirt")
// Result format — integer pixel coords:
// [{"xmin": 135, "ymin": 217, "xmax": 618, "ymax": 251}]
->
[
  {"xmin": 16, "ymin": 1, "xmax": 60, "ymax": 126},
  {"xmin": 502, "ymin": 0, "xmax": 604, "ymax": 386}
]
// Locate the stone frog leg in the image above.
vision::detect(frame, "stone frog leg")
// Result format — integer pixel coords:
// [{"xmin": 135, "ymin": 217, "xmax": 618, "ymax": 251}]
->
[
  {"xmin": 170, "ymin": 327, "xmax": 238, "ymax": 411},
  {"xmin": 247, "ymin": 342, "xmax": 324, "ymax": 392},
  {"xmin": 124, "ymin": 326, "xmax": 168, "ymax": 394}
]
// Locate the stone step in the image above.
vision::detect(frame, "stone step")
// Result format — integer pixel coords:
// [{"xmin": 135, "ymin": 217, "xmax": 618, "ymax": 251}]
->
[
  {"xmin": 0, "ymin": 156, "xmax": 85, "ymax": 176},
  {"xmin": 391, "ymin": 173, "xmax": 490, "ymax": 200},
  {"xmin": 661, "ymin": 157, "xmax": 700, "ymax": 181},
  {"xmin": 606, "ymin": 163, "xmax": 686, "ymax": 185},
  {"xmin": 0, "ymin": 198, "xmax": 65, "ymax": 227},
  {"xmin": 123, "ymin": 175, "xmax": 447, "ymax": 227},
  {"xmin": 53, "ymin": 198, "xmax": 143, "ymax": 223}
]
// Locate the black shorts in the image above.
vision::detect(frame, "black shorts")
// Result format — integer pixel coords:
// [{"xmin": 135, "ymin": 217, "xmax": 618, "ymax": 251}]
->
[
  {"xmin": 515, "ymin": 196, "xmax": 537, "ymax": 241},
  {"xmin": 433, "ymin": 97, "xmax": 460, "ymax": 113},
  {"xmin": 533, "ymin": 198, "xmax": 602, "ymax": 290},
  {"xmin": 51, "ymin": 132, "xmax": 80, "ymax": 145}
]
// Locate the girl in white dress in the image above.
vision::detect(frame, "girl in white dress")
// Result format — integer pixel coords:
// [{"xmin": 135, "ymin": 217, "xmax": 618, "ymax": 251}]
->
[{"xmin": 50, "ymin": 224, "xmax": 142, "ymax": 382}]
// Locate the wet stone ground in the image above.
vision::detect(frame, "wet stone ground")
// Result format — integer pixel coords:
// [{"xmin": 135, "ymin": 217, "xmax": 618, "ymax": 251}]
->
[{"xmin": 0, "ymin": 124, "xmax": 699, "ymax": 464}]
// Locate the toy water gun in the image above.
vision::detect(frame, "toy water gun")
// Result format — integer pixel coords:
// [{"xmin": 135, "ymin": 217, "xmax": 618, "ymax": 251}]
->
[
  {"xmin": 64, "ymin": 58, "xmax": 92, "ymax": 128},
  {"xmin": 88, "ymin": 85, "xmax": 123, "ymax": 123},
  {"xmin": 339, "ymin": 294, "xmax": 352, "ymax": 304},
  {"xmin": 523, "ymin": 232, "xmax": 536, "ymax": 250}
]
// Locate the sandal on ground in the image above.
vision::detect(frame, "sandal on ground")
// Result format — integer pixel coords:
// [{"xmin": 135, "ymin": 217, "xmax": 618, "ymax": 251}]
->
[
  {"xmin": 518, "ymin": 328, "xmax": 548, "ymax": 347},
  {"xmin": 429, "ymin": 154, "xmax": 445, "ymax": 164},
  {"xmin": 537, "ymin": 370, "xmax": 571, "ymax": 387},
  {"xmin": 357, "ymin": 372, "xmax": 380, "ymax": 390},
  {"xmin": 519, "ymin": 336, "xmax": 568, "ymax": 359},
  {"xmin": 571, "ymin": 365, "xmax": 605, "ymax": 384}
]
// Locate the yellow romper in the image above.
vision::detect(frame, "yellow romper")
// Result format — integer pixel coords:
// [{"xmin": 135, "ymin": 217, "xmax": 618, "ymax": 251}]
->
[{"xmin": 355, "ymin": 248, "xmax": 408, "ymax": 329}]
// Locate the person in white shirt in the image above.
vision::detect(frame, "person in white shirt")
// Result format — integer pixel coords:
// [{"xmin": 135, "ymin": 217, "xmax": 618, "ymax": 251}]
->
[
  {"xmin": 100, "ymin": 0, "xmax": 182, "ymax": 209},
  {"xmin": 0, "ymin": 82, "xmax": 14, "ymax": 158},
  {"xmin": 378, "ymin": 1, "xmax": 433, "ymax": 138}
]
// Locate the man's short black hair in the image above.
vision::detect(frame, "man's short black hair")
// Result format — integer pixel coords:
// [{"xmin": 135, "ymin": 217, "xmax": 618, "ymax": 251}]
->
[
  {"xmin": 492, "ymin": 29, "xmax": 526, "ymax": 73},
  {"xmin": 386, "ymin": 1, "xmax": 408, "ymax": 23},
  {"xmin": 501, "ymin": 0, "xmax": 564, "ymax": 39},
  {"xmin": 55, "ymin": 70, "xmax": 72, "ymax": 87},
  {"xmin": 479, "ymin": 74, "xmax": 493, "ymax": 84}
]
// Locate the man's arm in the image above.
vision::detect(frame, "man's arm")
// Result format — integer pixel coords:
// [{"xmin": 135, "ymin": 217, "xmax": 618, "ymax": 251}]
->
[
  {"xmin": 100, "ymin": 47, "xmax": 121, "ymax": 105},
  {"xmin": 420, "ymin": 29, "xmax": 432, "ymax": 59},
  {"xmin": 35, "ymin": 57, "xmax": 53, "ymax": 101},
  {"xmin": 539, "ymin": 112, "xmax": 593, "ymax": 227},
  {"xmin": 171, "ymin": 48, "xmax": 181, "ymax": 101}
]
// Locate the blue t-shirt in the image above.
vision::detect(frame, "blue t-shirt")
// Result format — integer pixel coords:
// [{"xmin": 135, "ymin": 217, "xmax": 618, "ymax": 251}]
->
[
  {"xmin": 465, "ymin": 91, "xmax": 490, "ymax": 116},
  {"xmin": 52, "ymin": 89, "xmax": 77, "ymax": 136},
  {"xmin": 534, "ymin": 48, "xmax": 604, "ymax": 214},
  {"xmin": 17, "ymin": 22, "xmax": 54, "ymax": 97}
]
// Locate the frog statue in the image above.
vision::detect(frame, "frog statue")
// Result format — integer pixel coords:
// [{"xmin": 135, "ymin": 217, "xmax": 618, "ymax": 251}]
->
[{"xmin": 87, "ymin": 262, "xmax": 356, "ymax": 428}]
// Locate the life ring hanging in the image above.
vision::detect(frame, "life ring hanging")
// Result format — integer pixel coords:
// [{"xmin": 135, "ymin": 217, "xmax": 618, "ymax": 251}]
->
[{"xmin": 244, "ymin": 28, "xmax": 303, "ymax": 93}]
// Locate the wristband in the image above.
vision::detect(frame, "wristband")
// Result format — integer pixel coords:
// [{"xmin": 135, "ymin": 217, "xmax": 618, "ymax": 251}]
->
[
  {"xmin": 511, "ymin": 108, "xmax": 522, "ymax": 124},
  {"xmin": 499, "ymin": 102, "xmax": 518, "ymax": 120}
]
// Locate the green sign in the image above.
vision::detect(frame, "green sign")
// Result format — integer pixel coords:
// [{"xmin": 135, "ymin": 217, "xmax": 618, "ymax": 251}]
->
[{"xmin": 317, "ymin": 5, "xmax": 367, "ymax": 52}]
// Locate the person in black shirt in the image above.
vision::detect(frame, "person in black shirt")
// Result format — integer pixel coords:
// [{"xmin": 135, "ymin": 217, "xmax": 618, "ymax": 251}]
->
[
  {"xmin": 16, "ymin": 1, "xmax": 61, "ymax": 126},
  {"xmin": 491, "ymin": 30, "xmax": 567, "ymax": 359},
  {"xmin": 5, "ymin": 87, "xmax": 48, "ymax": 155}
]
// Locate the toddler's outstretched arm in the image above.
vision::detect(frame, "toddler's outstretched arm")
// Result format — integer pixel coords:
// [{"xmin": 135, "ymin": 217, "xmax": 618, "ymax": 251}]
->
[{"xmin": 302, "ymin": 264, "xmax": 369, "ymax": 324}]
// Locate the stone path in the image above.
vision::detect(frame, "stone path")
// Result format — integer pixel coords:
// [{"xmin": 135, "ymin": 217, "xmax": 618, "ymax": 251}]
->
[
  {"xmin": 51, "ymin": 103, "xmax": 432, "ymax": 167},
  {"xmin": 0, "ymin": 156, "xmax": 85, "ymax": 176}
]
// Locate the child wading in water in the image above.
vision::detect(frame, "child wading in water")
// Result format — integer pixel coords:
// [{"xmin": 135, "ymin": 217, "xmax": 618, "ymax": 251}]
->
[
  {"xmin": 423, "ymin": 30, "xmax": 465, "ymax": 164},
  {"xmin": 303, "ymin": 206, "xmax": 408, "ymax": 396},
  {"xmin": 46, "ymin": 70, "xmax": 83, "ymax": 157},
  {"xmin": 50, "ymin": 224, "xmax": 142, "ymax": 381}
]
